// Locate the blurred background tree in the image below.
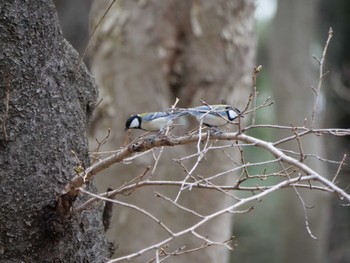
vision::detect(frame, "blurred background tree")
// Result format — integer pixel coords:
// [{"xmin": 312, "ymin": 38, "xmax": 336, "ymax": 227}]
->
[
  {"xmin": 87, "ymin": 1, "xmax": 254, "ymax": 262},
  {"xmin": 233, "ymin": 0, "xmax": 330, "ymax": 262},
  {"xmin": 319, "ymin": 1, "xmax": 350, "ymax": 262},
  {"xmin": 54, "ymin": 0, "xmax": 93, "ymax": 62},
  {"xmin": 54, "ymin": 0, "xmax": 350, "ymax": 262}
]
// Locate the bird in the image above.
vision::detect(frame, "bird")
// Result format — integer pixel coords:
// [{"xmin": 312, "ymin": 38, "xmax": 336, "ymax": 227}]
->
[
  {"xmin": 186, "ymin": 104, "xmax": 241, "ymax": 127},
  {"xmin": 125, "ymin": 111, "xmax": 186, "ymax": 132}
]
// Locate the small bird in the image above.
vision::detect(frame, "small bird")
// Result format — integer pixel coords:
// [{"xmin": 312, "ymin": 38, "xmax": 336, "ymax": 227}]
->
[
  {"xmin": 186, "ymin": 104, "xmax": 241, "ymax": 127},
  {"xmin": 125, "ymin": 111, "xmax": 185, "ymax": 132}
]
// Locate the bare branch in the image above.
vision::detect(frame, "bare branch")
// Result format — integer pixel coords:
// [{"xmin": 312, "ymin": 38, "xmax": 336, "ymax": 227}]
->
[
  {"xmin": 79, "ymin": 178, "xmax": 334, "ymax": 208},
  {"xmin": 107, "ymin": 175, "xmax": 318, "ymax": 262},
  {"xmin": 61, "ymin": 127, "xmax": 350, "ymax": 217}
]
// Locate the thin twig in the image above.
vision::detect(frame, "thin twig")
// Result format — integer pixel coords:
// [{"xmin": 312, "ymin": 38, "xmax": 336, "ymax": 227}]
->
[
  {"xmin": 174, "ymin": 129, "xmax": 211, "ymax": 202},
  {"xmin": 291, "ymin": 125, "xmax": 305, "ymax": 162},
  {"xmin": 75, "ymin": 0, "xmax": 118, "ymax": 72},
  {"xmin": 279, "ymin": 161, "xmax": 317, "ymax": 239},
  {"xmin": 251, "ymin": 65, "xmax": 262, "ymax": 125},
  {"xmin": 332, "ymin": 154, "xmax": 347, "ymax": 184},
  {"xmin": 243, "ymin": 96, "xmax": 273, "ymax": 116},
  {"xmin": 74, "ymin": 166, "xmax": 150, "ymax": 213},
  {"xmin": 311, "ymin": 27, "xmax": 333, "ymax": 127},
  {"xmin": 155, "ymin": 192, "xmax": 205, "ymax": 218},
  {"xmin": 90, "ymin": 128, "xmax": 111, "ymax": 164},
  {"xmin": 80, "ymin": 187, "xmax": 174, "ymax": 236},
  {"xmin": 279, "ymin": 148, "xmax": 345, "ymax": 165}
]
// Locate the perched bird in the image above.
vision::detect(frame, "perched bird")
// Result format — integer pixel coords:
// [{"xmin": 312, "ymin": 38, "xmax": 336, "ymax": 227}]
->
[
  {"xmin": 125, "ymin": 111, "xmax": 185, "ymax": 132},
  {"xmin": 186, "ymin": 104, "xmax": 241, "ymax": 127}
]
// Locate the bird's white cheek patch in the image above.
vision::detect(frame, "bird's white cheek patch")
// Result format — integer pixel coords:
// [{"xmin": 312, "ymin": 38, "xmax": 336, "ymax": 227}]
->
[
  {"xmin": 228, "ymin": 110, "xmax": 237, "ymax": 120},
  {"xmin": 130, "ymin": 118, "xmax": 140, "ymax": 128}
]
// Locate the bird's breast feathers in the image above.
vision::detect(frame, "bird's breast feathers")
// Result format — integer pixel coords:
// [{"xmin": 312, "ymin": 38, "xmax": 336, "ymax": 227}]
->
[
  {"xmin": 142, "ymin": 116, "xmax": 173, "ymax": 131},
  {"xmin": 201, "ymin": 113, "xmax": 229, "ymax": 126}
]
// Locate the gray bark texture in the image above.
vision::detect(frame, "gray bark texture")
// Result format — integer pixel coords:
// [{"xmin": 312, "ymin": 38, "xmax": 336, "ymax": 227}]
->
[
  {"xmin": 269, "ymin": 0, "xmax": 329, "ymax": 262},
  {"xmin": 0, "ymin": 1, "xmax": 108, "ymax": 262},
  {"xmin": 89, "ymin": 0, "xmax": 255, "ymax": 262}
]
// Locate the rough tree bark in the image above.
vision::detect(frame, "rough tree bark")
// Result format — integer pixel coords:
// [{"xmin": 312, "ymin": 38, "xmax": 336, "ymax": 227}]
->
[
  {"xmin": 269, "ymin": 0, "xmax": 329, "ymax": 262},
  {"xmin": 0, "ymin": 1, "xmax": 108, "ymax": 262},
  {"xmin": 89, "ymin": 0, "xmax": 255, "ymax": 262}
]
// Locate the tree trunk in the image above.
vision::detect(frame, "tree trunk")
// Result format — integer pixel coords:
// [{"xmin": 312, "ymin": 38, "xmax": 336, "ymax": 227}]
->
[
  {"xmin": 89, "ymin": 0, "xmax": 255, "ymax": 262},
  {"xmin": 269, "ymin": 0, "xmax": 329, "ymax": 262},
  {"xmin": 0, "ymin": 1, "xmax": 108, "ymax": 262}
]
